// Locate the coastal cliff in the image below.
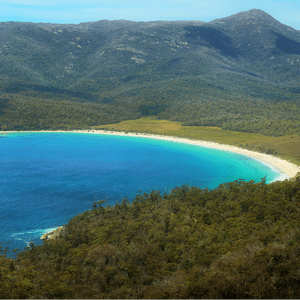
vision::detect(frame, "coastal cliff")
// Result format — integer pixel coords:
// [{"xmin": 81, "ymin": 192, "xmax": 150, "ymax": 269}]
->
[{"xmin": 40, "ymin": 226, "xmax": 64, "ymax": 240}]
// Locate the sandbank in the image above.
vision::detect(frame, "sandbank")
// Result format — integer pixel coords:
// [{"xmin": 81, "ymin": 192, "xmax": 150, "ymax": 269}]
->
[{"xmin": 1, "ymin": 129, "xmax": 299, "ymax": 181}]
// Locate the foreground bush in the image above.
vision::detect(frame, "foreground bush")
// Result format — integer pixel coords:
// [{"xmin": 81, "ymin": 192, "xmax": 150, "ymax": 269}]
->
[{"xmin": 1, "ymin": 177, "xmax": 300, "ymax": 298}]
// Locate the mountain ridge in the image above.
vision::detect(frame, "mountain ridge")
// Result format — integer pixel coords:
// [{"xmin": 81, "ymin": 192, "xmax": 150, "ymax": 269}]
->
[{"xmin": 1, "ymin": 9, "xmax": 299, "ymax": 87}]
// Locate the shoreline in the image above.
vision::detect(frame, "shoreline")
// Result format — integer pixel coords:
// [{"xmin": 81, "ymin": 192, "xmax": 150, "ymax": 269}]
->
[
  {"xmin": 1, "ymin": 129, "xmax": 300, "ymax": 180},
  {"xmin": 40, "ymin": 226, "xmax": 64, "ymax": 240}
]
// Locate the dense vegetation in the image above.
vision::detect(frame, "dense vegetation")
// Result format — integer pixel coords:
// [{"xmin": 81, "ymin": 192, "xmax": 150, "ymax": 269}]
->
[
  {"xmin": 1, "ymin": 177, "xmax": 300, "ymax": 298},
  {"xmin": 1, "ymin": 75, "xmax": 300, "ymax": 137}
]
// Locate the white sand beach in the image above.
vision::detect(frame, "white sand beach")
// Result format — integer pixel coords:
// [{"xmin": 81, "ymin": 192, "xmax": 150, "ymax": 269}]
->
[{"xmin": 1, "ymin": 129, "xmax": 300, "ymax": 181}]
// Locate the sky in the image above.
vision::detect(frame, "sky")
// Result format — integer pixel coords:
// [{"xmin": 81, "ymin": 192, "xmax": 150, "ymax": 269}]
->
[{"xmin": 1, "ymin": 0, "xmax": 299, "ymax": 30}]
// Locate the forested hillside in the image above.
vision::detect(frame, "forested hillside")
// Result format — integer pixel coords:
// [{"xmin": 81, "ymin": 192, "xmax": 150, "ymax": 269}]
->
[
  {"xmin": 0, "ymin": 9, "xmax": 299, "ymax": 136},
  {"xmin": 1, "ymin": 178, "xmax": 300, "ymax": 298}
]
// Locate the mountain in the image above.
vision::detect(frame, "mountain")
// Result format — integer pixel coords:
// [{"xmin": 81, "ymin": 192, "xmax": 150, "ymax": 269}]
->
[
  {"xmin": 209, "ymin": 9, "xmax": 300, "ymax": 83},
  {"xmin": 0, "ymin": 9, "xmax": 299, "ymax": 135},
  {"xmin": 1, "ymin": 9, "xmax": 299, "ymax": 86}
]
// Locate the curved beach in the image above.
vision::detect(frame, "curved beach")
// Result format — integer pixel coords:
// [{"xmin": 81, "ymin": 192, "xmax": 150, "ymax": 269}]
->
[
  {"xmin": 72, "ymin": 129, "xmax": 300, "ymax": 181},
  {"xmin": 1, "ymin": 129, "xmax": 300, "ymax": 180}
]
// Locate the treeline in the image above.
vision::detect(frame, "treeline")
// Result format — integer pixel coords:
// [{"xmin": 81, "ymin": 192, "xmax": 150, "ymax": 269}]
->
[
  {"xmin": 157, "ymin": 97, "xmax": 300, "ymax": 137},
  {"xmin": 1, "ymin": 74, "xmax": 300, "ymax": 136},
  {"xmin": 0, "ymin": 93, "xmax": 142, "ymax": 131},
  {"xmin": 1, "ymin": 86, "xmax": 300, "ymax": 137},
  {"xmin": 1, "ymin": 177, "xmax": 300, "ymax": 298}
]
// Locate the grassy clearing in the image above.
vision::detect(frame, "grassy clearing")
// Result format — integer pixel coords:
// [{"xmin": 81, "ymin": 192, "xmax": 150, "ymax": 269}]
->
[{"xmin": 92, "ymin": 117, "xmax": 300, "ymax": 166}]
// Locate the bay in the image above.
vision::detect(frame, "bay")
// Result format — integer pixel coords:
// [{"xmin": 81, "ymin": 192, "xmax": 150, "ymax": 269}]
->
[{"xmin": 0, "ymin": 132, "xmax": 279, "ymax": 257}]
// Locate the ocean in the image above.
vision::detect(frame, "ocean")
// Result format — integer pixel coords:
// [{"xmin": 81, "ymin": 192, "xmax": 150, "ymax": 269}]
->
[{"xmin": 0, "ymin": 132, "xmax": 280, "ymax": 257}]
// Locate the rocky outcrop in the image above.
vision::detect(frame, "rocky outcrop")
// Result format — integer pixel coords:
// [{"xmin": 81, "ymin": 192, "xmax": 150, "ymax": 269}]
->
[{"xmin": 40, "ymin": 226, "xmax": 64, "ymax": 240}]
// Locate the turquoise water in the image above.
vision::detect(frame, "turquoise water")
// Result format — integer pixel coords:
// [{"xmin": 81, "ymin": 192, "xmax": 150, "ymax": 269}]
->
[{"xmin": 0, "ymin": 132, "xmax": 280, "ymax": 257}]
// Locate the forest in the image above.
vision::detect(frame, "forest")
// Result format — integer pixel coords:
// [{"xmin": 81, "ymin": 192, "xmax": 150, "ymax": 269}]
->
[
  {"xmin": 1, "ymin": 75, "xmax": 300, "ymax": 137},
  {"xmin": 1, "ymin": 177, "xmax": 300, "ymax": 298}
]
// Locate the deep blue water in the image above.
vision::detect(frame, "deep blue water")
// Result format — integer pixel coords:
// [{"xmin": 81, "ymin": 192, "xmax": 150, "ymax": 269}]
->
[{"xmin": 0, "ymin": 132, "xmax": 280, "ymax": 257}]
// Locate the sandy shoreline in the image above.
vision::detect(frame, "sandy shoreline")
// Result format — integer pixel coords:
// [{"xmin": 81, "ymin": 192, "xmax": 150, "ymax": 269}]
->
[{"xmin": 1, "ymin": 129, "xmax": 300, "ymax": 181}]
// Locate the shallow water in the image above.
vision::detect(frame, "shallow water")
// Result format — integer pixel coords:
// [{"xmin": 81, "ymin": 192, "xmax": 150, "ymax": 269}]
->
[{"xmin": 0, "ymin": 132, "xmax": 279, "ymax": 257}]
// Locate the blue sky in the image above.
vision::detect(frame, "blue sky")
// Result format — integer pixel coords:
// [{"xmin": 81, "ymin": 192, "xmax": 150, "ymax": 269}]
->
[{"xmin": 1, "ymin": 0, "xmax": 299, "ymax": 30}]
